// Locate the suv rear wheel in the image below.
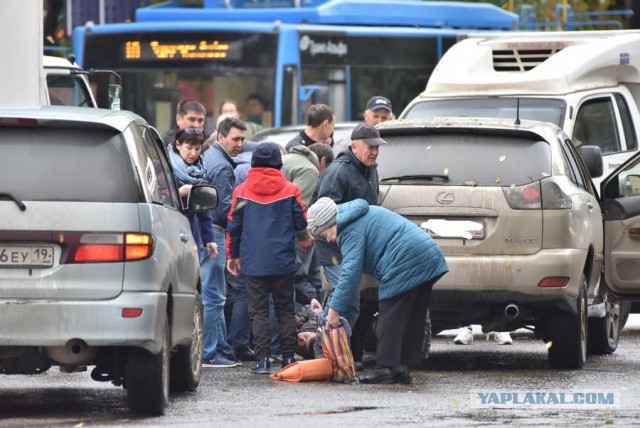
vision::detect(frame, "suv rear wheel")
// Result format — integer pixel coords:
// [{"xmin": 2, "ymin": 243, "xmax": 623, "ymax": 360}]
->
[
  {"xmin": 170, "ymin": 291, "xmax": 203, "ymax": 392},
  {"xmin": 126, "ymin": 317, "xmax": 170, "ymax": 415},
  {"xmin": 548, "ymin": 275, "xmax": 587, "ymax": 369}
]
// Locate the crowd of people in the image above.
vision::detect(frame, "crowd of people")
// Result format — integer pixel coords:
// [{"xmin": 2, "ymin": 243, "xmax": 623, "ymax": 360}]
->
[{"xmin": 163, "ymin": 94, "xmax": 457, "ymax": 384}]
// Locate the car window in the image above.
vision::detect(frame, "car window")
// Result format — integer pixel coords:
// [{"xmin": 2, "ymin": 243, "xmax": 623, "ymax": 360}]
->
[
  {"xmin": 614, "ymin": 94, "xmax": 638, "ymax": 151},
  {"xmin": 46, "ymin": 74, "xmax": 93, "ymax": 107},
  {"xmin": 574, "ymin": 97, "xmax": 621, "ymax": 154},
  {"xmin": 559, "ymin": 138, "xmax": 586, "ymax": 190},
  {"xmin": 143, "ymin": 127, "xmax": 181, "ymax": 208},
  {"xmin": 0, "ymin": 126, "xmax": 137, "ymax": 202},
  {"xmin": 377, "ymin": 132, "xmax": 552, "ymax": 187},
  {"xmin": 404, "ymin": 98, "xmax": 566, "ymax": 127}
]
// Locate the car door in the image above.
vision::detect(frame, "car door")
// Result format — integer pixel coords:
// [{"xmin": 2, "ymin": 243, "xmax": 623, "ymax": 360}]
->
[{"xmin": 602, "ymin": 151, "xmax": 640, "ymax": 296}]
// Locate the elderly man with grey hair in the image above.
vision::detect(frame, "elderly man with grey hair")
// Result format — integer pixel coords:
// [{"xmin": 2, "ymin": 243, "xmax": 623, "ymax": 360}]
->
[{"xmin": 307, "ymin": 197, "xmax": 448, "ymax": 385}]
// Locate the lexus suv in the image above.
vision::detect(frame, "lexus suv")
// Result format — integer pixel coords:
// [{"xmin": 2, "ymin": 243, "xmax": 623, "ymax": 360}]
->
[
  {"xmin": 0, "ymin": 106, "xmax": 217, "ymax": 414},
  {"xmin": 376, "ymin": 117, "xmax": 633, "ymax": 369}
]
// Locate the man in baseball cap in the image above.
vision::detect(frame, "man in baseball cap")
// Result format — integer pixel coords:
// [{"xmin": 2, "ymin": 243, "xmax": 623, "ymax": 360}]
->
[
  {"xmin": 364, "ymin": 96, "xmax": 393, "ymax": 125},
  {"xmin": 350, "ymin": 122, "xmax": 387, "ymax": 167}
]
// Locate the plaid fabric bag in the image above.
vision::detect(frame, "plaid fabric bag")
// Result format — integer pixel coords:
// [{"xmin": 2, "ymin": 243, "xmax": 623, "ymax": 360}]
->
[{"xmin": 318, "ymin": 319, "xmax": 358, "ymax": 383}]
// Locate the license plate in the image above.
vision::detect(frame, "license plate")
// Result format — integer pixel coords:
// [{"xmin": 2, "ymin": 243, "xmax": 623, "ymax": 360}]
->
[
  {"xmin": 420, "ymin": 219, "xmax": 485, "ymax": 240},
  {"xmin": 0, "ymin": 246, "xmax": 54, "ymax": 268}
]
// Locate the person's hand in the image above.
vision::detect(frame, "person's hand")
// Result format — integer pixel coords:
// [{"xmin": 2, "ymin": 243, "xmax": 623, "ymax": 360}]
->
[
  {"xmin": 206, "ymin": 242, "xmax": 218, "ymax": 259},
  {"xmin": 327, "ymin": 307, "xmax": 340, "ymax": 327},
  {"xmin": 227, "ymin": 258, "xmax": 241, "ymax": 276},
  {"xmin": 179, "ymin": 184, "xmax": 192, "ymax": 198},
  {"xmin": 310, "ymin": 298, "xmax": 322, "ymax": 310},
  {"xmin": 298, "ymin": 234, "xmax": 314, "ymax": 253}
]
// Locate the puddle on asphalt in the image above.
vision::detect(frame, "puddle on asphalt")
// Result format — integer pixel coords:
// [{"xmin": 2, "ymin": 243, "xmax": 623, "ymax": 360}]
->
[{"xmin": 300, "ymin": 406, "xmax": 379, "ymax": 415}]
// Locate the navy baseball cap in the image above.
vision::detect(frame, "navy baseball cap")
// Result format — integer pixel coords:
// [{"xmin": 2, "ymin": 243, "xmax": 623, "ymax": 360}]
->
[
  {"xmin": 365, "ymin": 96, "xmax": 393, "ymax": 113},
  {"xmin": 350, "ymin": 123, "xmax": 387, "ymax": 146}
]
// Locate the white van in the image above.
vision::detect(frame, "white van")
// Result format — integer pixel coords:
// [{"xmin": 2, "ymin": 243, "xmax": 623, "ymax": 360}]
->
[
  {"xmin": 400, "ymin": 30, "xmax": 640, "ymax": 189},
  {"xmin": 43, "ymin": 55, "xmax": 120, "ymax": 110}
]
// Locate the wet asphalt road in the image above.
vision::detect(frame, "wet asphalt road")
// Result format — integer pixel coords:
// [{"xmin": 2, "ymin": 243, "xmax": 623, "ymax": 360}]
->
[{"xmin": 2, "ymin": 318, "xmax": 640, "ymax": 427}]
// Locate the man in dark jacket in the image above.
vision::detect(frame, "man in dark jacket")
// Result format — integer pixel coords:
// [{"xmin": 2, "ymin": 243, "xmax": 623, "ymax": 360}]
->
[
  {"xmin": 315, "ymin": 122, "xmax": 383, "ymax": 328},
  {"xmin": 226, "ymin": 143, "xmax": 314, "ymax": 375},
  {"xmin": 162, "ymin": 99, "xmax": 207, "ymax": 146},
  {"xmin": 285, "ymin": 104, "xmax": 336, "ymax": 152}
]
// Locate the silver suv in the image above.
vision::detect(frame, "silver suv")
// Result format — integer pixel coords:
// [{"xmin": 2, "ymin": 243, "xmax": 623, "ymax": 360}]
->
[
  {"xmin": 0, "ymin": 106, "xmax": 217, "ymax": 414},
  {"xmin": 376, "ymin": 117, "xmax": 632, "ymax": 369}
]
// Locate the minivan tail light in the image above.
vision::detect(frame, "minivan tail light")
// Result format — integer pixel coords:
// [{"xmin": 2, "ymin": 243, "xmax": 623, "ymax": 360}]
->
[
  {"xmin": 72, "ymin": 233, "xmax": 153, "ymax": 263},
  {"xmin": 538, "ymin": 277, "xmax": 570, "ymax": 288},
  {"xmin": 502, "ymin": 182, "xmax": 542, "ymax": 210}
]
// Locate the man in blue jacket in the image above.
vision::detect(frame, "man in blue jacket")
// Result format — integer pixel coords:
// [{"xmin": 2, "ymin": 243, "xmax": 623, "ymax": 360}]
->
[{"xmin": 307, "ymin": 197, "xmax": 448, "ymax": 384}]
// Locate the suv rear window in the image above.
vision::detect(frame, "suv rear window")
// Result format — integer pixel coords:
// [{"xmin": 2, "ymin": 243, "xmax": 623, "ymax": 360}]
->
[
  {"xmin": 0, "ymin": 127, "xmax": 137, "ymax": 202},
  {"xmin": 377, "ymin": 132, "xmax": 552, "ymax": 187}
]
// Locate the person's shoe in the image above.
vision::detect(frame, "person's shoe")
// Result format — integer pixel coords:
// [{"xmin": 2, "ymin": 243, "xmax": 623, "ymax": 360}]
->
[
  {"xmin": 355, "ymin": 361, "xmax": 365, "ymax": 372},
  {"xmin": 269, "ymin": 354, "xmax": 282, "ymax": 363},
  {"xmin": 393, "ymin": 365, "xmax": 411, "ymax": 385},
  {"xmin": 202, "ymin": 356, "xmax": 241, "ymax": 368},
  {"xmin": 233, "ymin": 346, "xmax": 257, "ymax": 362},
  {"xmin": 493, "ymin": 332, "xmax": 513, "ymax": 345},
  {"xmin": 359, "ymin": 367, "xmax": 395, "ymax": 384},
  {"xmin": 281, "ymin": 355, "xmax": 296, "ymax": 369},
  {"xmin": 250, "ymin": 358, "xmax": 271, "ymax": 375},
  {"xmin": 454, "ymin": 327, "xmax": 474, "ymax": 345}
]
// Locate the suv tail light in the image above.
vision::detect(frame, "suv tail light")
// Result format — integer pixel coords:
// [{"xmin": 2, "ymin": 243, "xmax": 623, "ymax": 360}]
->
[
  {"xmin": 503, "ymin": 179, "xmax": 572, "ymax": 210},
  {"xmin": 70, "ymin": 233, "xmax": 153, "ymax": 263}
]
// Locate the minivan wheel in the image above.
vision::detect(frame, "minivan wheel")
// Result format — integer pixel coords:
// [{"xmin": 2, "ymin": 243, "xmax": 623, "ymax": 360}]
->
[
  {"xmin": 170, "ymin": 291, "xmax": 203, "ymax": 392},
  {"xmin": 587, "ymin": 287, "xmax": 626, "ymax": 355},
  {"xmin": 126, "ymin": 317, "xmax": 170, "ymax": 415},
  {"xmin": 548, "ymin": 276, "xmax": 587, "ymax": 369}
]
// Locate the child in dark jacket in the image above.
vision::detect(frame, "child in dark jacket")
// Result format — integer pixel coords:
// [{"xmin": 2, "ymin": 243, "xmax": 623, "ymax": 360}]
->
[{"xmin": 226, "ymin": 142, "xmax": 313, "ymax": 374}]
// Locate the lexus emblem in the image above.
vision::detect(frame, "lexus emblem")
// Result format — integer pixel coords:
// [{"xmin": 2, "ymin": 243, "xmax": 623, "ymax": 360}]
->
[{"xmin": 436, "ymin": 192, "xmax": 455, "ymax": 204}]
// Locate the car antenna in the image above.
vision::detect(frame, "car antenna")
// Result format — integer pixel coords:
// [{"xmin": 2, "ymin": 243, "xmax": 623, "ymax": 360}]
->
[{"xmin": 514, "ymin": 98, "xmax": 521, "ymax": 125}]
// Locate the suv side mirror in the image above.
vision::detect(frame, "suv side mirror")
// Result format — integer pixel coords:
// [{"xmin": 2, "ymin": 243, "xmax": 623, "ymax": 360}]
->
[
  {"xmin": 579, "ymin": 145, "xmax": 604, "ymax": 178},
  {"xmin": 187, "ymin": 185, "xmax": 218, "ymax": 212}
]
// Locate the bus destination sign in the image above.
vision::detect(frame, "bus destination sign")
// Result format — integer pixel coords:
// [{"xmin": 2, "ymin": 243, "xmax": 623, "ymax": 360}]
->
[{"xmin": 123, "ymin": 39, "xmax": 241, "ymax": 61}]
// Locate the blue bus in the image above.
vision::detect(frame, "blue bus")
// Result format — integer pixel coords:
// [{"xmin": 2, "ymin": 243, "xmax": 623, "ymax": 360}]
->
[{"xmin": 73, "ymin": 0, "xmax": 517, "ymax": 136}]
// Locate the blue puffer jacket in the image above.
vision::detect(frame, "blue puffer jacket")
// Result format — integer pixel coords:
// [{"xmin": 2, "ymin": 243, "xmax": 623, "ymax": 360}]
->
[{"xmin": 328, "ymin": 199, "xmax": 448, "ymax": 312}]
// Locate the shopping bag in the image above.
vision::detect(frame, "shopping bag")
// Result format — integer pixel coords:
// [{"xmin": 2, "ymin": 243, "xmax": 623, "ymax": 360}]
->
[
  {"xmin": 269, "ymin": 358, "xmax": 334, "ymax": 382},
  {"xmin": 317, "ymin": 320, "xmax": 357, "ymax": 383}
]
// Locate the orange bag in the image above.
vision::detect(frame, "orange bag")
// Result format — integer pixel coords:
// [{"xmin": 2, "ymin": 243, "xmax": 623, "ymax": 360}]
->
[{"xmin": 270, "ymin": 358, "xmax": 334, "ymax": 382}]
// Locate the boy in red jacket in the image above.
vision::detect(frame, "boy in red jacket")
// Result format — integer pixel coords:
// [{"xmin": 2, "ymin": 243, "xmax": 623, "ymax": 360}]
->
[{"xmin": 226, "ymin": 143, "xmax": 314, "ymax": 374}]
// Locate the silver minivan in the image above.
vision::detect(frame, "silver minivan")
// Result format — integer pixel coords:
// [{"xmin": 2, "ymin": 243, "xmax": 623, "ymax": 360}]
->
[
  {"xmin": 0, "ymin": 106, "xmax": 216, "ymax": 414},
  {"xmin": 377, "ymin": 117, "xmax": 640, "ymax": 369}
]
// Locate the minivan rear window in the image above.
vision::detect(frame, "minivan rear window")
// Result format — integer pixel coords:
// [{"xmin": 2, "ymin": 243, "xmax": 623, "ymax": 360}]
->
[
  {"xmin": 0, "ymin": 127, "xmax": 137, "ymax": 202},
  {"xmin": 377, "ymin": 132, "xmax": 551, "ymax": 187}
]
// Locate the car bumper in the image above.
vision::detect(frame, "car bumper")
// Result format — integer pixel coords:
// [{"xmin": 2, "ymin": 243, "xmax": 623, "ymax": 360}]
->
[
  {"xmin": 0, "ymin": 292, "xmax": 169, "ymax": 354},
  {"xmin": 430, "ymin": 248, "xmax": 587, "ymax": 318}
]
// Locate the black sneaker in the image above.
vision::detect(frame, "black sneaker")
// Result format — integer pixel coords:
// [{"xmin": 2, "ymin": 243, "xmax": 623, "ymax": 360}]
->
[
  {"xmin": 281, "ymin": 355, "xmax": 296, "ymax": 369},
  {"xmin": 233, "ymin": 346, "xmax": 257, "ymax": 362},
  {"xmin": 359, "ymin": 367, "xmax": 394, "ymax": 384},
  {"xmin": 250, "ymin": 358, "xmax": 270, "ymax": 375},
  {"xmin": 394, "ymin": 365, "xmax": 411, "ymax": 385}
]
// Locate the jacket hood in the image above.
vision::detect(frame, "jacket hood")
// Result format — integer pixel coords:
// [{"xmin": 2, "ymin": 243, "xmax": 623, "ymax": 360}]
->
[
  {"xmin": 234, "ymin": 150, "xmax": 253, "ymax": 165},
  {"xmin": 245, "ymin": 167, "xmax": 288, "ymax": 196},
  {"xmin": 289, "ymin": 145, "xmax": 320, "ymax": 169},
  {"xmin": 337, "ymin": 199, "xmax": 369, "ymax": 229}
]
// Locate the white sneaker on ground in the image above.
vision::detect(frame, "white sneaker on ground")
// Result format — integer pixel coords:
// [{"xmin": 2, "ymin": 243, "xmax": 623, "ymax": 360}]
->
[
  {"xmin": 453, "ymin": 327, "xmax": 474, "ymax": 345},
  {"xmin": 493, "ymin": 332, "xmax": 513, "ymax": 345}
]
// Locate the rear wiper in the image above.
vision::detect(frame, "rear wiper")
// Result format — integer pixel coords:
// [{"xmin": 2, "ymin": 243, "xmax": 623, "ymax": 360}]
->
[
  {"xmin": 380, "ymin": 174, "xmax": 449, "ymax": 182},
  {"xmin": 0, "ymin": 192, "xmax": 27, "ymax": 211}
]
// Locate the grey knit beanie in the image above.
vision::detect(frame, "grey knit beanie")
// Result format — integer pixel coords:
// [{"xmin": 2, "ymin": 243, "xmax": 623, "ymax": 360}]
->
[{"xmin": 307, "ymin": 197, "xmax": 337, "ymax": 235}]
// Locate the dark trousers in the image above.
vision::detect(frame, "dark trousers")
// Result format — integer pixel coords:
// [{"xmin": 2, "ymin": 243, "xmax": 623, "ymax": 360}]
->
[
  {"xmin": 376, "ymin": 277, "xmax": 440, "ymax": 368},
  {"xmin": 246, "ymin": 274, "xmax": 297, "ymax": 360}
]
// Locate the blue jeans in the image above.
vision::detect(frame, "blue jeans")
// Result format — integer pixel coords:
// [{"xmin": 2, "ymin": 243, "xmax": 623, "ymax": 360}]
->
[
  {"xmin": 226, "ymin": 270, "xmax": 251, "ymax": 349},
  {"xmin": 322, "ymin": 263, "xmax": 361, "ymax": 331},
  {"xmin": 201, "ymin": 227, "xmax": 234, "ymax": 360}
]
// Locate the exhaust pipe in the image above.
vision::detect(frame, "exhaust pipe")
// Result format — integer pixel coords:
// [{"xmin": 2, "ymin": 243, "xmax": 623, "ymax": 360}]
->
[
  {"xmin": 504, "ymin": 303, "xmax": 520, "ymax": 319},
  {"xmin": 45, "ymin": 339, "xmax": 97, "ymax": 365}
]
